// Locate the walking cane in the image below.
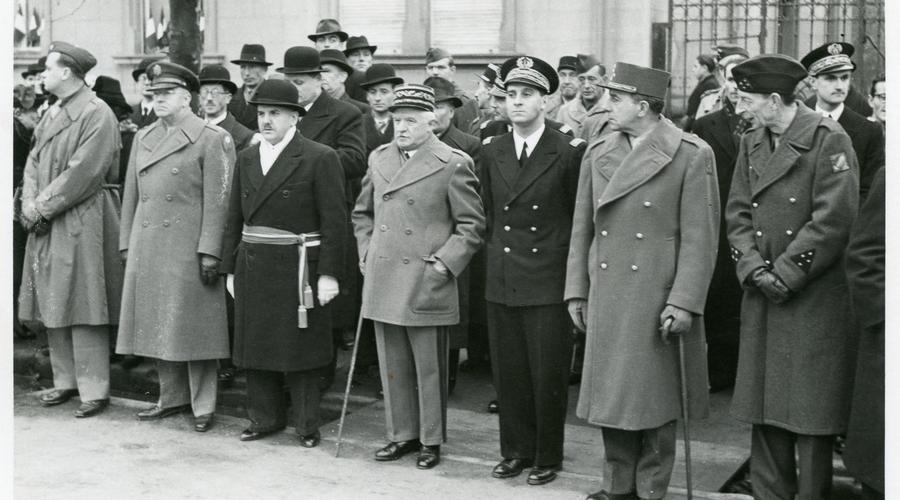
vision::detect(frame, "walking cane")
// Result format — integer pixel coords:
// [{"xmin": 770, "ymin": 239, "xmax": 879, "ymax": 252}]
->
[
  {"xmin": 662, "ymin": 316, "xmax": 693, "ymax": 500},
  {"xmin": 335, "ymin": 313, "xmax": 366, "ymax": 458}
]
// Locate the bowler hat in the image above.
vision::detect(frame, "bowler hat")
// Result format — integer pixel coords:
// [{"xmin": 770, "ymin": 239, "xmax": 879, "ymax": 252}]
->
[
  {"xmin": 801, "ymin": 42, "xmax": 856, "ymax": 76},
  {"xmin": 423, "ymin": 76, "xmax": 462, "ymax": 108},
  {"xmin": 48, "ymin": 41, "xmax": 97, "ymax": 76},
  {"xmin": 425, "ymin": 48, "xmax": 453, "ymax": 64},
  {"xmin": 344, "ymin": 36, "xmax": 377, "ymax": 56},
  {"xmin": 601, "ymin": 62, "xmax": 670, "ymax": 100},
  {"xmin": 146, "ymin": 61, "xmax": 200, "ymax": 93},
  {"xmin": 93, "ymin": 76, "xmax": 132, "ymax": 120},
  {"xmin": 361, "ymin": 63, "xmax": 404, "ymax": 88},
  {"xmin": 557, "ymin": 56, "xmax": 578, "ymax": 72},
  {"xmin": 389, "ymin": 84, "xmax": 435, "ymax": 112},
  {"xmin": 499, "ymin": 56, "xmax": 559, "ymax": 95},
  {"xmin": 276, "ymin": 47, "xmax": 324, "ymax": 75},
  {"xmin": 732, "ymin": 54, "xmax": 807, "ymax": 95},
  {"xmin": 248, "ymin": 79, "xmax": 306, "ymax": 114},
  {"xmin": 132, "ymin": 56, "xmax": 163, "ymax": 81},
  {"xmin": 198, "ymin": 64, "xmax": 238, "ymax": 94},
  {"xmin": 319, "ymin": 49, "xmax": 354, "ymax": 75},
  {"xmin": 308, "ymin": 19, "xmax": 348, "ymax": 43},
  {"xmin": 230, "ymin": 44, "xmax": 273, "ymax": 66}
]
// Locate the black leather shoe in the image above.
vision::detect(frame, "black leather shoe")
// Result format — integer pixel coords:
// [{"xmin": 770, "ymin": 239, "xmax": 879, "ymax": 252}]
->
[
  {"xmin": 74, "ymin": 399, "xmax": 109, "ymax": 418},
  {"xmin": 492, "ymin": 458, "xmax": 533, "ymax": 478},
  {"xmin": 298, "ymin": 430, "xmax": 321, "ymax": 448},
  {"xmin": 239, "ymin": 427, "xmax": 283, "ymax": 441},
  {"xmin": 527, "ymin": 464, "xmax": 562, "ymax": 485},
  {"xmin": 40, "ymin": 389, "xmax": 77, "ymax": 407},
  {"xmin": 194, "ymin": 414, "xmax": 214, "ymax": 432},
  {"xmin": 416, "ymin": 445, "xmax": 440, "ymax": 469},
  {"xmin": 374, "ymin": 440, "xmax": 420, "ymax": 461},
  {"xmin": 585, "ymin": 490, "xmax": 638, "ymax": 500},
  {"xmin": 487, "ymin": 399, "xmax": 499, "ymax": 414},
  {"xmin": 137, "ymin": 404, "xmax": 189, "ymax": 421}
]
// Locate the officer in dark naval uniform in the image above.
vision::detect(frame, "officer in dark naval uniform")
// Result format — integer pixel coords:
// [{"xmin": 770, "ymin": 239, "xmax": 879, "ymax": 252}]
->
[{"xmin": 480, "ymin": 55, "xmax": 587, "ymax": 486}]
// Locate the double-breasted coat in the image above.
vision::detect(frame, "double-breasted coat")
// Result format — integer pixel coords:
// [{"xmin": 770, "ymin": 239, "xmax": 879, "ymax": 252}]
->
[
  {"xmin": 116, "ymin": 113, "xmax": 235, "ymax": 361},
  {"xmin": 726, "ymin": 104, "xmax": 859, "ymax": 434},
  {"xmin": 18, "ymin": 85, "xmax": 124, "ymax": 328},
  {"xmin": 299, "ymin": 91, "xmax": 366, "ymax": 329},
  {"xmin": 352, "ymin": 135, "xmax": 485, "ymax": 327},
  {"xmin": 565, "ymin": 118, "xmax": 719, "ymax": 429},
  {"xmin": 221, "ymin": 131, "xmax": 347, "ymax": 371},
  {"xmin": 228, "ymin": 85, "xmax": 259, "ymax": 131}
]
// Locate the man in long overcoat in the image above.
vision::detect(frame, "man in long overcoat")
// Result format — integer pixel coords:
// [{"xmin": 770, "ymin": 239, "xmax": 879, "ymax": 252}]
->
[
  {"xmin": 19, "ymin": 42, "xmax": 123, "ymax": 418},
  {"xmin": 726, "ymin": 55, "xmax": 859, "ymax": 499},
  {"xmin": 117, "ymin": 62, "xmax": 235, "ymax": 433},
  {"xmin": 565, "ymin": 63, "xmax": 719, "ymax": 500},
  {"xmin": 352, "ymin": 84, "xmax": 484, "ymax": 470},
  {"xmin": 221, "ymin": 80, "xmax": 346, "ymax": 447}
]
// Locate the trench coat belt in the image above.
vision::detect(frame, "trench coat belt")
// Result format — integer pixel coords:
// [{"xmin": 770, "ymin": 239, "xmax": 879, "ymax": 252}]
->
[{"xmin": 241, "ymin": 225, "xmax": 322, "ymax": 328}]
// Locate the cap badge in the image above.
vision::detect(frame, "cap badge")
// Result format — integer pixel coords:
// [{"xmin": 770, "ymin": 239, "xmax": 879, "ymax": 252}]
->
[
  {"xmin": 152, "ymin": 64, "xmax": 162, "ymax": 77},
  {"xmin": 827, "ymin": 43, "xmax": 843, "ymax": 55},
  {"xmin": 517, "ymin": 57, "xmax": 533, "ymax": 70}
]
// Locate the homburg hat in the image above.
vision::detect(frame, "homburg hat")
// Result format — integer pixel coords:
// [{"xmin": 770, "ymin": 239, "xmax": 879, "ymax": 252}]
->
[{"xmin": 230, "ymin": 44, "xmax": 273, "ymax": 66}]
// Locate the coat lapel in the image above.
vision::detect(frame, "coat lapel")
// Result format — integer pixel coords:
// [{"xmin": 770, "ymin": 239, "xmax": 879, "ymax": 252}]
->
[
  {"xmin": 508, "ymin": 129, "xmax": 559, "ymax": 202},
  {"xmin": 138, "ymin": 114, "xmax": 205, "ymax": 171},
  {"xmin": 750, "ymin": 105, "xmax": 820, "ymax": 197},
  {"xmin": 383, "ymin": 135, "xmax": 447, "ymax": 194},
  {"xmin": 591, "ymin": 133, "xmax": 629, "ymax": 181},
  {"xmin": 297, "ymin": 92, "xmax": 335, "ymax": 142},
  {"xmin": 597, "ymin": 119, "xmax": 681, "ymax": 208},
  {"xmin": 33, "ymin": 86, "xmax": 92, "ymax": 153},
  {"xmin": 492, "ymin": 133, "xmax": 519, "ymax": 190},
  {"xmin": 247, "ymin": 132, "xmax": 304, "ymax": 218},
  {"xmin": 243, "ymin": 144, "xmax": 264, "ymax": 191}
]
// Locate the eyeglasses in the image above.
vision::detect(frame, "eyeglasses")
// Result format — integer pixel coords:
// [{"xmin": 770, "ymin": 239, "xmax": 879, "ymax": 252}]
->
[{"xmin": 199, "ymin": 89, "xmax": 229, "ymax": 98}]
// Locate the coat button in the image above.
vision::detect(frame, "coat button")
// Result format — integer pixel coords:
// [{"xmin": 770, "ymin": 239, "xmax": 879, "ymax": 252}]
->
[
  {"xmin": 142, "ymin": 220, "xmax": 149, "ymax": 227},
  {"xmin": 532, "ymin": 205, "xmax": 539, "ymax": 210},
  {"xmin": 383, "ymin": 194, "xmax": 391, "ymax": 201},
  {"xmin": 282, "ymin": 190, "xmax": 290, "ymax": 198},
  {"xmin": 503, "ymin": 205, "xmax": 509, "ymax": 211},
  {"xmin": 636, "ymin": 233, "xmax": 644, "ymax": 239},
  {"xmin": 600, "ymin": 262, "xmax": 608, "ymax": 270},
  {"xmin": 755, "ymin": 231, "xmax": 762, "ymax": 237},
  {"xmin": 785, "ymin": 229, "xmax": 793, "ymax": 236},
  {"xmin": 752, "ymin": 202, "xmax": 759, "ymax": 208},
  {"xmin": 600, "ymin": 230, "xmax": 608, "ymax": 236},
  {"xmin": 405, "ymin": 229, "xmax": 412, "ymax": 235},
  {"xmin": 380, "ymin": 224, "xmax": 387, "ymax": 231},
  {"xmin": 141, "ymin": 194, "xmax": 149, "ymax": 201},
  {"xmin": 643, "ymin": 201, "xmax": 652, "ymax": 207},
  {"xmin": 765, "ymin": 260, "xmax": 771, "ymax": 265},
  {"xmin": 503, "ymin": 247, "xmax": 510, "ymax": 253},
  {"xmin": 530, "ymin": 227, "xmax": 537, "ymax": 232},
  {"xmin": 789, "ymin": 197, "xmax": 797, "ymax": 204},
  {"xmin": 139, "ymin": 171, "xmax": 146, "ymax": 177},
  {"xmin": 402, "ymin": 258, "xmax": 409, "ymax": 264},
  {"xmin": 631, "ymin": 264, "xmax": 639, "ymax": 271},
  {"xmin": 242, "ymin": 190, "xmax": 249, "ymax": 198},
  {"xmin": 165, "ymin": 194, "xmax": 173, "ymax": 201},
  {"xmin": 504, "ymin": 225, "xmax": 511, "ymax": 231},
  {"xmin": 532, "ymin": 248, "xmax": 538, "ymax": 253},
  {"xmin": 407, "ymin": 199, "xmax": 414, "ymax": 205},
  {"xmin": 162, "ymin": 220, "xmax": 170, "ymax": 227},
  {"xmin": 171, "ymin": 168, "xmax": 179, "ymax": 174}
]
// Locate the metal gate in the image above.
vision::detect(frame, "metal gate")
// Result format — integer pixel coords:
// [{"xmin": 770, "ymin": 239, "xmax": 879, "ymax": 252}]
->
[{"xmin": 666, "ymin": 0, "xmax": 885, "ymax": 116}]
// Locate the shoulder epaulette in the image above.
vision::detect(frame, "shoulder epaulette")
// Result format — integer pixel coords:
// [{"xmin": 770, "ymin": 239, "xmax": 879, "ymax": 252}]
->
[
  {"xmin": 480, "ymin": 120, "xmax": 492, "ymax": 130},
  {"xmin": 482, "ymin": 136, "xmax": 494, "ymax": 145},
  {"xmin": 569, "ymin": 137, "xmax": 586, "ymax": 147}
]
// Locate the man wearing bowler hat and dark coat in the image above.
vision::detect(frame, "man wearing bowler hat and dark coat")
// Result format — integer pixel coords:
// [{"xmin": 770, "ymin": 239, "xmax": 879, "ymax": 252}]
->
[
  {"xmin": 229, "ymin": 44, "xmax": 273, "ymax": 131},
  {"xmin": 199, "ymin": 64, "xmax": 254, "ymax": 152},
  {"xmin": 566, "ymin": 62, "xmax": 719, "ymax": 500},
  {"xmin": 320, "ymin": 49, "xmax": 371, "ymax": 114},
  {"xmin": 361, "ymin": 63, "xmax": 404, "ymax": 156},
  {"xmin": 480, "ymin": 56, "xmax": 586, "ymax": 486},
  {"xmin": 726, "ymin": 54, "xmax": 859, "ymax": 500},
  {"xmin": 221, "ymin": 79, "xmax": 347, "ymax": 447},
  {"xmin": 117, "ymin": 61, "xmax": 235, "ymax": 433},
  {"xmin": 353, "ymin": 84, "xmax": 485, "ymax": 470},
  {"xmin": 345, "ymin": 35, "xmax": 377, "ymax": 102},
  {"xmin": 278, "ymin": 46, "xmax": 367, "ymax": 386}
]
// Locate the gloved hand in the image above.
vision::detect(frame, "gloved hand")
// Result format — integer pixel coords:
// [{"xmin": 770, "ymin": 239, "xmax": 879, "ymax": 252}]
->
[
  {"xmin": 31, "ymin": 216, "xmax": 50, "ymax": 236},
  {"xmin": 199, "ymin": 254, "xmax": 220, "ymax": 286},
  {"xmin": 317, "ymin": 275, "xmax": 339, "ymax": 305},
  {"xmin": 226, "ymin": 274, "xmax": 235, "ymax": 298},
  {"xmin": 20, "ymin": 199, "xmax": 39, "ymax": 228},
  {"xmin": 567, "ymin": 299, "xmax": 588, "ymax": 333},
  {"xmin": 750, "ymin": 267, "xmax": 791, "ymax": 304},
  {"xmin": 659, "ymin": 304, "xmax": 693, "ymax": 344}
]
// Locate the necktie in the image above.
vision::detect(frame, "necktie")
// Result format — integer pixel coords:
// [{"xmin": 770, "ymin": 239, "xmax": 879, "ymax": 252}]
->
[
  {"xmin": 518, "ymin": 143, "xmax": 529, "ymax": 167},
  {"xmin": 377, "ymin": 120, "xmax": 388, "ymax": 134}
]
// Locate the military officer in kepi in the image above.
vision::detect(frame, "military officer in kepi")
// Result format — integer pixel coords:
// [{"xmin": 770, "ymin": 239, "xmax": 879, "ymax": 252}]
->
[
  {"xmin": 352, "ymin": 84, "xmax": 485, "ymax": 470},
  {"xmin": 480, "ymin": 56, "xmax": 587, "ymax": 486},
  {"xmin": 220, "ymin": 79, "xmax": 346, "ymax": 447},
  {"xmin": 726, "ymin": 54, "xmax": 860, "ymax": 500},
  {"xmin": 565, "ymin": 62, "xmax": 719, "ymax": 500}
]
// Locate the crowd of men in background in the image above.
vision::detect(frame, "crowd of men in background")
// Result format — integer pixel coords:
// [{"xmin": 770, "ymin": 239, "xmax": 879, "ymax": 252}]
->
[{"xmin": 12, "ymin": 16, "xmax": 886, "ymax": 500}]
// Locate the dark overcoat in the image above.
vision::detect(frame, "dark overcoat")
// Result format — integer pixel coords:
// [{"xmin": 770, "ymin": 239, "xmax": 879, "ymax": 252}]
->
[
  {"xmin": 298, "ymin": 91, "xmax": 366, "ymax": 329},
  {"xmin": 726, "ymin": 104, "xmax": 859, "ymax": 434},
  {"xmin": 116, "ymin": 113, "xmax": 235, "ymax": 360},
  {"xmin": 565, "ymin": 118, "xmax": 718, "ymax": 429},
  {"xmin": 221, "ymin": 132, "xmax": 347, "ymax": 371},
  {"xmin": 228, "ymin": 86, "xmax": 259, "ymax": 131},
  {"xmin": 835, "ymin": 106, "xmax": 884, "ymax": 201},
  {"xmin": 363, "ymin": 112, "xmax": 394, "ymax": 158},
  {"xmin": 216, "ymin": 112, "xmax": 255, "ymax": 153},
  {"xmin": 18, "ymin": 85, "xmax": 124, "ymax": 328},
  {"xmin": 340, "ymin": 91, "xmax": 371, "ymax": 115},
  {"xmin": 130, "ymin": 102, "xmax": 157, "ymax": 129},
  {"xmin": 843, "ymin": 166, "xmax": 884, "ymax": 492},
  {"xmin": 352, "ymin": 135, "xmax": 485, "ymax": 327},
  {"xmin": 481, "ymin": 129, "xmax": 585, "ymax": 307}
]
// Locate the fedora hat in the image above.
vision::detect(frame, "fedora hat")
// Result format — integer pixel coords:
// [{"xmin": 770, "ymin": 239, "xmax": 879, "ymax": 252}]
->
[
  {"xmin": 344, "ymin": 35, "xmax": 377, "ymax": 56},
  {"xmin": 319, "ymin": 49, "xmax": 354, "ymax": 75},
  {"xmin": 248, "ymin": 79, "xmax": 306, "ymax": 114},
  {"xmin": 423, "ymin": 76, "xmax": 462, "ymax": 108},
  {"xmin": 276, "ymin": 46, "xmax": 324, "ymax": 75},
  {"xmin": 230, "ymin": 44, "xmax": 273, "ymax": 66},
  {"xmin": 198, "ymin": 64, "xmax": 238, "ymax": 94},
  {"xmin": 308, "ymin": 19, "xmax": 348, "ymax": 43},
  {"xmin": 360, "ymin": 63, "xmax": 404, "ymax": 88}
]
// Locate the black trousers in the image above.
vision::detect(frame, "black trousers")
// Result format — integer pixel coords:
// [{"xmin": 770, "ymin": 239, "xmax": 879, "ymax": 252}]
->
[
  {"xmin": 750, "ymin": 424, "xmax": 834, "ymax": 500},
  {"xmin": 245, "ymin": 368, "xmax": 322, "ymax": 436},
  {"xmin": 487, "ymin": 302, "xmax": 573, "ymax": 466}
]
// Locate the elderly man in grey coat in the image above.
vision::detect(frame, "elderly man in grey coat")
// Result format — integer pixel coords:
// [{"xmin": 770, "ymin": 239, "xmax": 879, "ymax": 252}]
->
[{"xmin": 352, "ymin": 84, "xmax": 485, "ymax": 470}]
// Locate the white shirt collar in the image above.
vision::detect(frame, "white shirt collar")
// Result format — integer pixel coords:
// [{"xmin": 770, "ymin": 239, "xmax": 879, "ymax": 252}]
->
[
  {"xmin": 816, "ymin": 102, "xmax": 844, "ymax": 121},
  {"xmin": 141, "ymin": 101, "xmax": 153, "ymax": 114},
  {"xmin": 206, "ymin": 113, "xmax": 227, "ymax": 126},
  {"xmin": 259, "ymin": 127, "xmax": 296, "ymax": 175},
  {"xmin": 513, "ymin": 123, "xmax": 546, "ymax": 158}
]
